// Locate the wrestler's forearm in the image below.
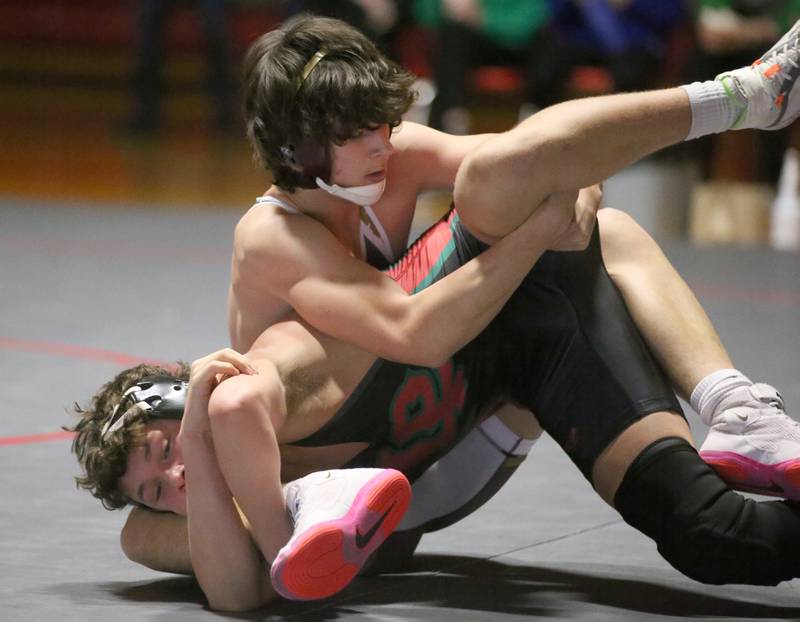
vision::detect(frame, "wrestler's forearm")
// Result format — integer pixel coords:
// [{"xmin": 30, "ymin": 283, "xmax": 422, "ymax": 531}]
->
[
  {"xmin": 183, "ymin": 432, "xmax": 277, "ymax": 611},
  {"xmin": 455, "ymin": 89, "xmax": 691, "ymax": 240},
  {"xmin": 404, "ymin": 193, "xmax": 572, "ymax": 366}
]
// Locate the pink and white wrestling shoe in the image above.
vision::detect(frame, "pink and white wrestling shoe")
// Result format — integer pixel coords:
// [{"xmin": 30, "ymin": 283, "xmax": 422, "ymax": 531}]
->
[
  {"xmin": 699, "ymin": 383, "xmax": 800, "ymax": 499},
  {"xmin": 271, "ymin": 468, "xmax": 411, "ymax": 601}
]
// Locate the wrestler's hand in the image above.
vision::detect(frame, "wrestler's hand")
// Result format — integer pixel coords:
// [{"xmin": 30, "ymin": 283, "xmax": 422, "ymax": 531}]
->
[
  {"xmin": 548, "ymin": 184, "xmax": 602, "ymax": 251},
  {"xmin": 179, "ymin": 349, "xmax": 258, "ymax": 441},
  {"xmin": 528, "ymin": 189, "xmax": 579, "ymax": 243}
]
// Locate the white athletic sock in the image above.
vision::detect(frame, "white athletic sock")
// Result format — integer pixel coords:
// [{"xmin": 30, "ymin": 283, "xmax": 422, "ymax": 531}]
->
[
  {"xmin": 681, "ymin": 80, "xmax": 741, "ymax": 141},
  {"xmin": 690, "ymin": 368, "xmax": 753, "ymax": 426}
]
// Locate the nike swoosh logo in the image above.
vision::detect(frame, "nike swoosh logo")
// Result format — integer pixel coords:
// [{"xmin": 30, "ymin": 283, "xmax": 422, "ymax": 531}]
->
[{"xmin": 355, "ymin": 503, "xmax": 394, "ymax": 549}]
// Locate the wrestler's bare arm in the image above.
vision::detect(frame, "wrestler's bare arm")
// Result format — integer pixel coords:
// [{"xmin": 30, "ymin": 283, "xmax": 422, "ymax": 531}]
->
[
  {"xmin": 182, "ymin": 350, "xmax": 278, "ymax": 611},
  {"xmin": 236, "ymin": 193, "xmax": 574, "ymax": 368}
]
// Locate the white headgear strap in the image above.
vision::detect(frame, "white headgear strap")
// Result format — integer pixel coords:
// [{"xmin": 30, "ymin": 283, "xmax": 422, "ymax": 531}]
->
[{"xmin": 315, "ymin": 177, "xmax": 386, "ymax": 206}]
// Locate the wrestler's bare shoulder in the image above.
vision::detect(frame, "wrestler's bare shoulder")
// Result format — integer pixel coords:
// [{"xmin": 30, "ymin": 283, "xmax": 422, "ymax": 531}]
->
[
  {"xmin": 234, "ymin": 196, "xmax": 304, "ymax": 255},
  {"xmin": 233, "ymin": 197, "xmax": 343, "ymax": 282}
]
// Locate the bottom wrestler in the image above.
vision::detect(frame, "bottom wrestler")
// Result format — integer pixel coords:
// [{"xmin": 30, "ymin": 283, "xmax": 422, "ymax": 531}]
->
[{"xmin": 70, "ymin": 202, "xmax": 800, "ymax": 611}]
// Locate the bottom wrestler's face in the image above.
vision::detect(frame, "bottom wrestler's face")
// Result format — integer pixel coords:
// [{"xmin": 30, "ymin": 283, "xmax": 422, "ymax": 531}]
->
[
  {"xmin": 329, "ymin": 124, "xmax": 393, "ymax": 187},
  {"xmin": 118, "ymin": 419, "xmax": 187, "ymax": 515}
]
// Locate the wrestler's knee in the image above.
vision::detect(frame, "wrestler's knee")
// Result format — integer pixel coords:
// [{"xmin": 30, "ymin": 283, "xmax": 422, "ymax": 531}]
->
[
  {"xmin": 614, "ymin": 437, "xmax": 797, "ymax": 585},
  {"xmin": 453, "ymin": 137, "xmax": 551, "ymax": 242},
  {"xmin": 207, "ymin": 373, "xmax": 282, "ymax": 431}
]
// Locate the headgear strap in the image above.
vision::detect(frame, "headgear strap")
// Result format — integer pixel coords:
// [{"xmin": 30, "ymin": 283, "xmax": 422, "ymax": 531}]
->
[
  {"xmin": 297, "ymin": 50, "xmax": 327, "ymax": 91},
  {"xmin": 281, "ymin": 50, "xmax": 331, "ymax": 187}
]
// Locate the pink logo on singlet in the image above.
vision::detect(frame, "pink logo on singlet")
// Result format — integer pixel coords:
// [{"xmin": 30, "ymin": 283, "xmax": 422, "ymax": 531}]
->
[{"xmin": 377, "ymin": 359, "xmax": 467, "ymax": 471}]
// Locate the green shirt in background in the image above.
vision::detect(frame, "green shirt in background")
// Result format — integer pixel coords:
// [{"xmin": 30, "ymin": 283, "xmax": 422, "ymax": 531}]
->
[{"xmin": 413, "ymin": 0, "xmax": 551, "ymax": 49}]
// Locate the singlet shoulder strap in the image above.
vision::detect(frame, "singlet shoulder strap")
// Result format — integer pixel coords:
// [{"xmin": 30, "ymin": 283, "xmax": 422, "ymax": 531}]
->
[
  {"xmin": 255, "ymin": 195, "xmax": 301, "ymax": 214},
  {"xmin": 359, "ymin": 204, "xmax": 395, "ymax": 269}
]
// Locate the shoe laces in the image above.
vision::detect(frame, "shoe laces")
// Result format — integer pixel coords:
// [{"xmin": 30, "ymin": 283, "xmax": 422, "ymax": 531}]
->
[
  {"xmin": 759, "ymin": 37, "xmax": 800, "ymax": 79},
  {"xmin": 742, "ymin": 383, "xmax": 800, "ymax": 431},
  {"xmin": 750, "ymin": 383, "xmax": 786, "ymax": 409}
]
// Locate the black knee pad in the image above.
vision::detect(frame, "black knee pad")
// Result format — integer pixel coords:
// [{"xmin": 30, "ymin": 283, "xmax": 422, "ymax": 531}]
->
[{"xmin": 614, "ymin": 437, "xmax": 800, "ymax": 585}]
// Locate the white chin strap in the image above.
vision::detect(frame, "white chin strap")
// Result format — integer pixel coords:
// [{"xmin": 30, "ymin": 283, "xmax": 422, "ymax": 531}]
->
[{"xmin": 315, "ymin": 177, "xmax": 386, "ymax": 206}]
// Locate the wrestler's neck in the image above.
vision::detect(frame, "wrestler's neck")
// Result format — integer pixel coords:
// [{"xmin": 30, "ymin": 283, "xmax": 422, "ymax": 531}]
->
[
  {"xmin": 288, "ymin": 186, "xmax": 360, "ymax": 217},
  {"xmin": 273, "ymin": 185, "xmax": 368, "ymax": 243}
]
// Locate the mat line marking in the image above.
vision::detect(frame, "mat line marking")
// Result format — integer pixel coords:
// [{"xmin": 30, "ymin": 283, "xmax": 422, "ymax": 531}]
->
[{"xmin": 0, "ymin": 336, "xmax": 171, "ymax": 446}]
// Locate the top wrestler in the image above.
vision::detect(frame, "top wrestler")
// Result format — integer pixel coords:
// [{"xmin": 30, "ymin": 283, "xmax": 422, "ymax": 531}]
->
[
  {"xmin": 225, "ymin": 13, "xmax": 799, "ymax": 495},
  {"xmin": 72, "ymin": 13, "xmax": 800, "ymax": 610}
]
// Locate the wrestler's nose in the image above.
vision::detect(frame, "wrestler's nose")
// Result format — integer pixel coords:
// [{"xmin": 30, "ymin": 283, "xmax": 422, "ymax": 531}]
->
[
  {"xmin": 369, "ymin": 126, "xmax": 393, "ymax": 158},
  {"xmin": 166, "ymin": 463, "xmax": 185, "ymax": 492}
]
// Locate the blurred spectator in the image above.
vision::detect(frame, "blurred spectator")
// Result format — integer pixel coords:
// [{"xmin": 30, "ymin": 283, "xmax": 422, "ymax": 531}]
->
[
  {"xmin": 690, "ymin": 0, "xmax": 800, "ymax": 185},
  {"xmin": 548, "ymin": 0, "xmax": 687, "ymax": 98},
  {"xmin": 126, "ymin": 0, "xmax": 235, "ymax": 134},
  {"xmin": 414, "ymin": 0, "xmax": 554, "ymax": 134},
  {"xmin": 291, "ymin": 1, "xmax": 413, "ymax": 57}
]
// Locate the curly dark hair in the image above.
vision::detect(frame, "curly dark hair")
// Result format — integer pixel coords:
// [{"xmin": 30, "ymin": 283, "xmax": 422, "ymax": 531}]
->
[
  {"xmin": 243, "ymin": 14, "xmax": 417, "ymax": 191},
  {"xmin": 67, "ymin": 362, "xmax": 190, "ymax": 510}
]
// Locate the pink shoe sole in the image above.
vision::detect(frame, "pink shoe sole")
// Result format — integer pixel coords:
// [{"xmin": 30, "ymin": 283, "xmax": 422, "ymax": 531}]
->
[
  {"xmin": 271, "ymin": 469, "xmax": 412, "ymax": 601},
  {"xmin": 700, "ymin": 450, "xmax": 800, "ymax": 500}
]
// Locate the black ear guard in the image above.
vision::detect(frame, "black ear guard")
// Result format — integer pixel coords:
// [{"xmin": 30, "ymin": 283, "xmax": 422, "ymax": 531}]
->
[
  {"xmin": 101, "ymin": 375, "xmax": 187, "ymax": 439},
  {"xmin": 280, "ymin": 136, "xmax": 332, "ymax": 188}
]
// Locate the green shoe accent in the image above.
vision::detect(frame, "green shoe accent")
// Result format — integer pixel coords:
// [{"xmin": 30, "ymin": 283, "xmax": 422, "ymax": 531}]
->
[{"xmin": 718, "ymin": 75, "xmax": 747, "ymax": 129}]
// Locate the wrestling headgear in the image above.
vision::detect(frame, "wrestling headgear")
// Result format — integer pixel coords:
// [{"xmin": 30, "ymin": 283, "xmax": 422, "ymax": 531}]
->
[
  {"xmin": 280, "ymin": 48, "xmax": 388, "ymax": 205},
  {"xmin": 101, "ymin": 375, "xmax": 187, "ymax": 439},
  {"xmin": 280, "ymin": 138, "xmax": 332, "ymax": 190},
  {"xmin": 280, "ymin": 140, "xmax": 387, "ymax": 206}
]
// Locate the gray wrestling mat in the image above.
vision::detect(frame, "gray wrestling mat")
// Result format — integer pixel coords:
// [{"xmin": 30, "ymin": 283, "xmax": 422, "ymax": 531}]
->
[{"xmin": 2, "ymin": 198, "xmax": 799, "ymax": 621}]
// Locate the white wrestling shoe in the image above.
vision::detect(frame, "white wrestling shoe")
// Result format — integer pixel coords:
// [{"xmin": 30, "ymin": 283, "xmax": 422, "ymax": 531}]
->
[
  {"xmin": 270, "ymin": 468, "xmax": 411, "ymax": 601},
  {"xmin": 716, "ymin": 18, "xmax": 800, "ymax": 130},
  {"xmin": 699, "ymin": 383, "xmax": 800, "ymax": 499}
]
